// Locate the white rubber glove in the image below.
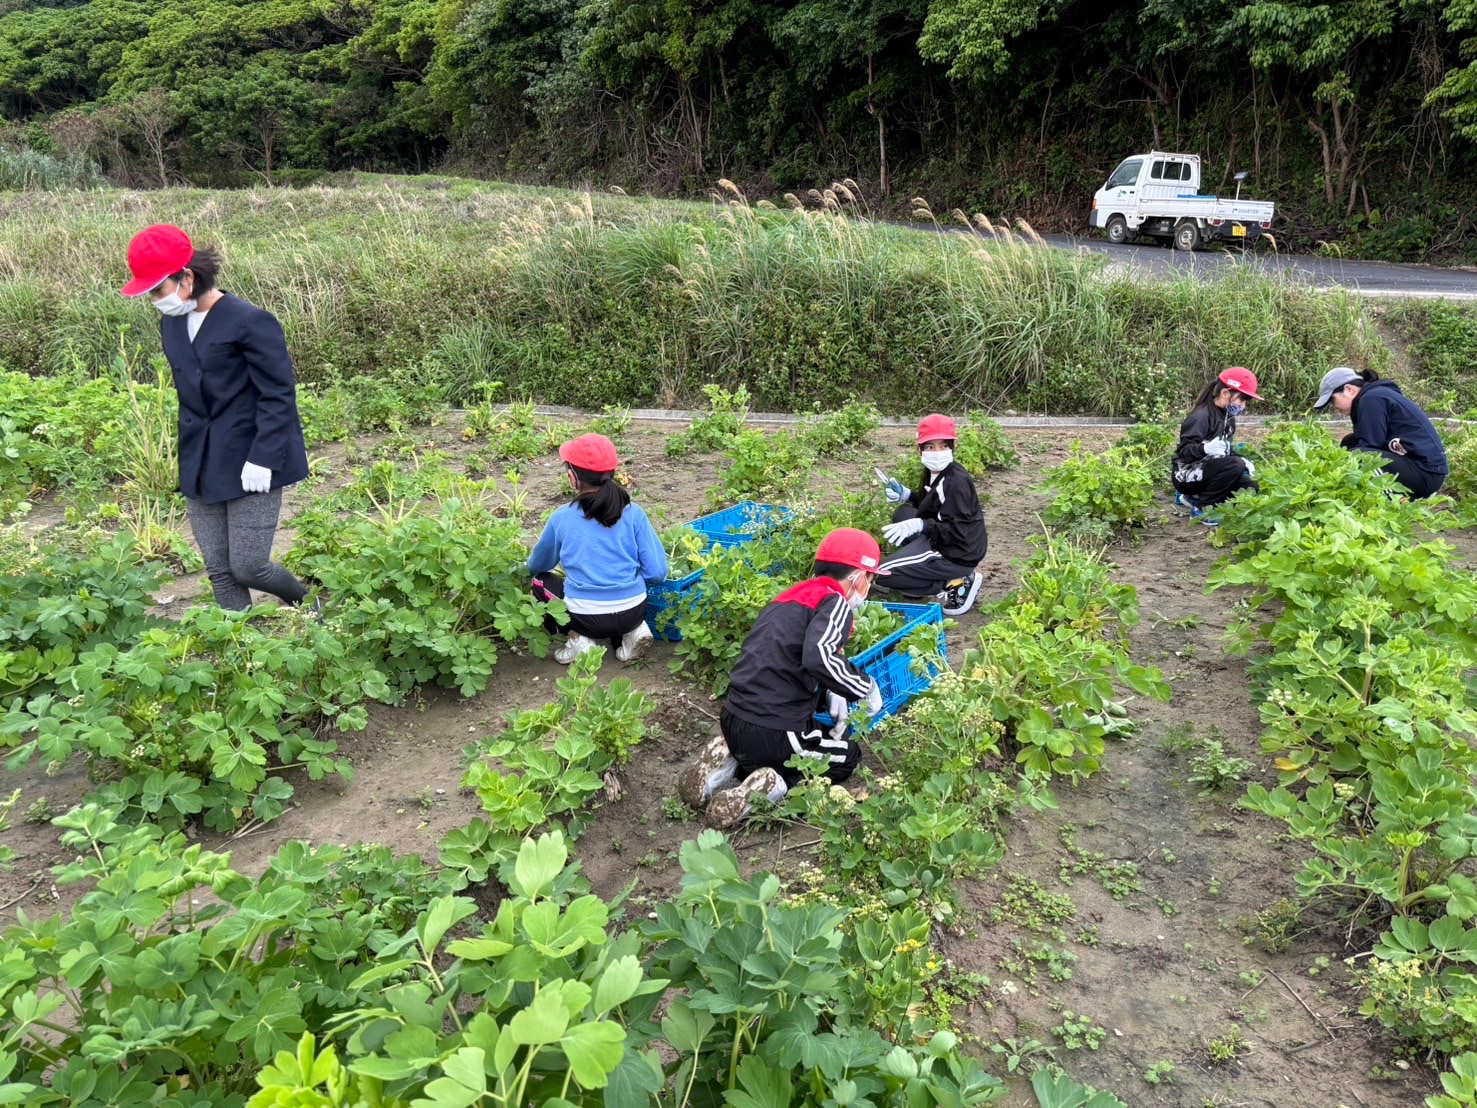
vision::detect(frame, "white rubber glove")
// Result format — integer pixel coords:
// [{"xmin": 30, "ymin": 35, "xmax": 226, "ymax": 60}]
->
[
  {"xmin": 826, "ymin": 692, "xmax": 849, "ymax": 724},
  {"xmin": 866, "ymin": 680, "xmax": 885, "ymax": 716},
  {"xmin": 882, "ymin": 477, "xmax": 908, "ymax": 504},
  {"xmin": 241, "ymin": 461, "xmax": 273, "ymax": 493},
  {"xmin": 1202, "ymin": 439, "xmax": 1230, "ymax": 458},
  {"xmin": 1243, "ymin": 457, "xmax": 1256, "ymax": 478},
  {"xmin": 882, "ymin": 517, "xmax": 924, "ymax": 547},
  {"xmin": 1388, "ymin": 437, "xmax": 1408, "ymax": 456}
]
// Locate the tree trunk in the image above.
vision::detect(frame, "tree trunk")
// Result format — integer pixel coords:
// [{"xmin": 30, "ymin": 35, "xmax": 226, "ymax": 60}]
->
[
  {"xmin": 261, "ymin": 124, "xmax": 276, "ymax": 187},
  {"xmin": 869, "ymin": 57, "xmax": 889, "ymax": 197},
  {"xmin": 1307, "ymin": 116, "xmax": 1336, "ymax": 206},
  {"xmin": 1251, "ymin": 70, "xmax": 1262, "ymax": 178}
]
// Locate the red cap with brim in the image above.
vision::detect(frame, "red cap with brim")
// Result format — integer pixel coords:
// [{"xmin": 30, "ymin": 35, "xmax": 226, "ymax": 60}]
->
[
  {"xmin": 816, "ymin": 527, "xmax": 891, "ymax": 575},
  {"xmin": 559, "ymin": 433, "xmax": 620, "ymax": 472},
  {"xmin": 121, "ymin": 224, "xmax": 194, "ymax": 297},
  {"xmin": 1218, "ymin": 367, "xmax": 1261, "ymax": 400}
]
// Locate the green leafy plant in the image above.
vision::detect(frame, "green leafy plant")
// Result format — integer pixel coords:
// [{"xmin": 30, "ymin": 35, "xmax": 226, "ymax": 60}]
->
[
  {"xmin": 1051, "ymin": 1011, "xmax": 1106, "ymax": 1051},
  {"xmin": 1188, "ymin": 740, "xmax": 1254, "ymax": 794},
  {"xmin": 2, "ymin": 604, "xmax": 373, "ymax": 830},
  {"xmin": 1214, "ymin": 432, "xmax": 1477, "ymax": 1056},
  {"xmin": 954, "ymin": 413, "xmax": 1020, "ymax": 471},
  {"xmin": 989, "ymin": 1036, "xmax": 1055, "ymax": 1075},
  {"xmin": 461, "ymin": 385, "xmax": 563, "ymax": 462},
  {"xmin": 849, "ymin": 603, "xmax": 909, "ymax": 651},
  {"xmin": 1040, "ymin": 440, "xmax": 1158, "ymax": 541},
  {"xmin": 292, "ymin": 489, "xmax": 564, "ymax": 697},
  {"xmin": 640, "ymin": 830, "xmax": 1007, "ymax": 1103},
  {"xmin": 1143, "ymin": 1060, "xmax": 1176, "ymax": 1085},
  {"xmin": 798, "ymin": 398, "xmax": 883, "ymax": 456},
  {"xmin": 666, "ymin": 383, "xmax": 751, "ymax": 455},
  {"xmin": 961, "ymin": 538, "xmax": 1169, "ymax": 781},
  {"xmin": 1430, "ymin": 1052, "xmax": 1477, "ymax": 1108},
  {"xmin": 1030, "ymin": 1069, "xmax": 1128, "ymax": 1108},
  {"xmin": 1206, "ymin": 1024, "xmax": 1248, "ymax": 1064},
  {"xmin": 714, "ymin": 425, "xmax": 818, "ymax": 504},
  {"xmin": 463, "ymin": 648, "xmax": 653, "ymax": 834},
  {"xmin": 0, "ymin": 530, "xmax": 170, "ymax": 700}
]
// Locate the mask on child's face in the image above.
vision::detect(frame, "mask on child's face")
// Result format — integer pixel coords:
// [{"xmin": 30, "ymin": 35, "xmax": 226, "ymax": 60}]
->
[
  {"xmin": 920, "ymin": 449, "xmax": 953, "ymax": 473},
  {"xmin": 1227, "ymin": 403, "xmax": 1246, "ymax": 418},
  {"xmin": 152, "ymin": 291, "xmax": 195, "ymax": 316}
]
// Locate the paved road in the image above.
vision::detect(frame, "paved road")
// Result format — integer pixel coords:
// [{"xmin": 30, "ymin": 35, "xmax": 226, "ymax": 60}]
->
[
  {"xmin": 1045, "ymin": 233, "xmax": 1477, "ymax": 298},
  {"xmin": 913, "ymin": 223, "xmax": 1477, "ymax": 297}
]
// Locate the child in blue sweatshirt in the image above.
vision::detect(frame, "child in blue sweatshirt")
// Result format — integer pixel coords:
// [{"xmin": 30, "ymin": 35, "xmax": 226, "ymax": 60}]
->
[{"xmin": 528, "ymin": 434, "xmax": 668, "ymax": 663}]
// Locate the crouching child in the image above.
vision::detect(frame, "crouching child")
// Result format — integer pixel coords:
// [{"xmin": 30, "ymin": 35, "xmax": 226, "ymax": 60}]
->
[{"xmin": 678, "ymin": 528, "xmax": 887, "ymax": 828}]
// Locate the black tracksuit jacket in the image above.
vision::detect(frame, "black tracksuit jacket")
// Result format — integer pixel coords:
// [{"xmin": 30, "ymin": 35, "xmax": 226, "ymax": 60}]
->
[
  {"xmin": 908, "ymin": 461, "xmax": 988, "ymax": 566},
  {"xmin": 724, "ymin": 577, "xmax": 873, "ymax": 731}
]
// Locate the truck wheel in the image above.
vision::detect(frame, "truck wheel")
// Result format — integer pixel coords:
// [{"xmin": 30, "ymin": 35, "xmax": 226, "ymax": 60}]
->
[
  {"xmin": 1104, "ymin": 215, "xmax": 1129, "ymax": 245},
  {"xmin": 1173, "ymin": 220, "xmax": 1200, "ymax": 252}
]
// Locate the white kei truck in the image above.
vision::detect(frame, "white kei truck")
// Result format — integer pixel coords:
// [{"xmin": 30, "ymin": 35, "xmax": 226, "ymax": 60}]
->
[{"xmin": 1089, "ymin": 152, "xmax": 1275, "ymax": 251}]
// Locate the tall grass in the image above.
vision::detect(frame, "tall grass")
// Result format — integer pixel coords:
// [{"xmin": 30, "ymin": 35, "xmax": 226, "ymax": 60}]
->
[
  {"xmin": 0, "ymin": 174, "xmax": 1390, "ymax": 415},
  {"xmin": 0, "ymin": 147, "xmax": 107, "ymax": 191}
]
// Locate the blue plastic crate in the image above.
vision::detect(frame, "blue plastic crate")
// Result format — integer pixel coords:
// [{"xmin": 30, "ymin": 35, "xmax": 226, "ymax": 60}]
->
[
  {"xmin": 688, "ymin": 502, "xmax": 794, "ymax": 548},
  {"xmin": 645, "ymin": 567, "xmax": 705, "ymax": 642},
  {"xmin": 817, "ymin": 601, "xmax": 948, "ymax": 731}
]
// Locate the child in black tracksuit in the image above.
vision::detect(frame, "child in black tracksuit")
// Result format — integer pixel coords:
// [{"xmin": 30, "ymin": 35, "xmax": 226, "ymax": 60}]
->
[
  {"xmin": 877, "ymin": 414, "xmax": 988, "ymax": 615},
  {"xmin": 1173, "ymin": 367, "xmax": 1263, "ymax": 523},
  {"xmin": 678, "ymin": 528, "xmax": 886, "ymax": 829}
]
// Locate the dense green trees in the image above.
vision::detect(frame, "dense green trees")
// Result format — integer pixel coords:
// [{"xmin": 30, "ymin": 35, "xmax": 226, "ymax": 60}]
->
[{"xmin": 2, "ymin": 0, "xmax": 1476, "ymax": 256}]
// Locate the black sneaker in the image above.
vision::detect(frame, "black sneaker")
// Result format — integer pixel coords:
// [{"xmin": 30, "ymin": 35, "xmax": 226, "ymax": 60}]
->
[{"xmin": 941, "ymin": 571, "xmax": 983, "ymax": 616}]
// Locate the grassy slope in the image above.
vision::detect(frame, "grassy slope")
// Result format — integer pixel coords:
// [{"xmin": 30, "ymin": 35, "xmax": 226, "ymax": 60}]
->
[{"xmin": 0, "ymin": 174, "xmax": 1416, "ymax": 416}]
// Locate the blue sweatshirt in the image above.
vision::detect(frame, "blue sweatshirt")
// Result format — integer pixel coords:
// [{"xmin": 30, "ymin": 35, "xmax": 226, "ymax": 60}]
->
[
  {"xmin": 527, "ymin": 502, "xmax": 669, "ymax": 603},
  {"xmin": 1349, "ymin": 380, "xmax": 1449, "ymax": 477}
]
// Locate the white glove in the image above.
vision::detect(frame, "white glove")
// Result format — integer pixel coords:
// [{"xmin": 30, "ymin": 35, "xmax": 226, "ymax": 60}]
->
[
  {"xmin": 826, "ymin": 692, "xmax": 849, "ymax": 724},
  {"xmin": 241, "ymin": 461, "xmax": 273, "ymax": 493},
  {"xmin": 865, "ymin": 680, "xmax": 885, "ymax": 716},
  {"xmin": 1243, "ymin": 458, "xmax": 1256, "ymax": 478},
  {"xmin": 882, "ymin": 477, "xmax": 908, "ymax": 504},
  {"xmin": 882, "ymin": 518, "xmax": 924, "ymax": 547},
  {"xmin": 1202, "ymin": 439, "xmax": 1230, "ymax": 458},
  {"xmin": 1388, "ymin": 438, "xmax": 1408, "ymax": 457}
]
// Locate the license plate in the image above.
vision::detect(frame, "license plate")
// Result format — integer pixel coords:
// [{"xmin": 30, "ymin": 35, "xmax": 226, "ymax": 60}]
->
[{"xmin": 1232, "ymin": 224, "xmax": 1247, "ymax": 237}]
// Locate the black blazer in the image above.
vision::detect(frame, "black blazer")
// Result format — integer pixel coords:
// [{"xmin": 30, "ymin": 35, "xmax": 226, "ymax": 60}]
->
[{"xmin": 160, "ymin": 292, "xmax": 310, "ymax": 506}]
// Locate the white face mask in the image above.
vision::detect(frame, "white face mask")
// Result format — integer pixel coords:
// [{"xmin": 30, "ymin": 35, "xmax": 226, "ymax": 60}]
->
[
  {"xmin": 152, "ymin": 291, "xmax": 196, "ymax": 316},
  {"xmin": 845, "ymin": 575, "xmax": 869, "ymax": 611},
  {"xmin": 920, "ymin": 449, "xmax": 953, "ymax": 473}
]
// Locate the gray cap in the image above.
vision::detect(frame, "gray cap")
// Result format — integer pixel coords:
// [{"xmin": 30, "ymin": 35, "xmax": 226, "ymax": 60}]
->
[{"xmin": 1314, "ymin": 366, "xmax": 1363, "ymax": 410}]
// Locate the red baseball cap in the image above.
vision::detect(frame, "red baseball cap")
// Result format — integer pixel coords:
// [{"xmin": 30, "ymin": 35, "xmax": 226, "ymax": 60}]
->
[
  {"xmin": 1218, "ymin": 367, "xmax": 1261, "ymax": 400},
  {"xmin": 917, "ymin": 413, "xmax": 958, "ymax": 444},
  {"xmin": 559, "ymin": 433, "xmax": 619, "ymax": 472},
  {"xmin": 816, "ymin": 528, "xmax": 890, "ymax": 575},
  {"xmin": 121, "ymin": 224, "xmax": 194, "ymax": 297}
]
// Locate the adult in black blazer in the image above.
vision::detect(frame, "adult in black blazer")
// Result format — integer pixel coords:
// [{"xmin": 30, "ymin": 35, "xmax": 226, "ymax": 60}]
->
[{"xmin": 121, "ymin": 223, "xmax": 312, "ymax": 611}]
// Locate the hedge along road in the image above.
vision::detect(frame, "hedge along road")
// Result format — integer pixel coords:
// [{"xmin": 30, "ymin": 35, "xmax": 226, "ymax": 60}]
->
[{"xmin": 913, "ymin": 224, "xmax": 1477, "ymax": 299}]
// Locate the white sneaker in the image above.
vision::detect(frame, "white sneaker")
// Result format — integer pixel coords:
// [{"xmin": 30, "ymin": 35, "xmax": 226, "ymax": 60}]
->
[
  {"xmin": 705, "ymin": 768, "xmax": 788, "ymax": 829},
  {"xmin": 554, "ymin": 633, "xmax": 598, "ymax": 664},
  {"xmin": 677, "ymin": 736, "xmax": 738, "ymax": 809},
  {"xmin": 941, "ymin": 570, "xmax": 984, "ymax": 616},
  {"xmin": 616, "ymin": 621, "xmax": 654, "ymax": 662}
]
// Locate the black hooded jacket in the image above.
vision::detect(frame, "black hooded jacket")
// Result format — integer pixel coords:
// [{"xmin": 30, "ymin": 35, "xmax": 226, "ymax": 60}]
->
[{"xmin": 1347, "ymin": 380, "xmax": 1449, "ymax": 476}]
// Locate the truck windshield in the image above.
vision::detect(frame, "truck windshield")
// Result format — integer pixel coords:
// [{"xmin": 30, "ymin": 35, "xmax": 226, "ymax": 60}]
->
[{"xmin": 1105, "ymin": 159, "xmax": 1142, "ymax": 189}]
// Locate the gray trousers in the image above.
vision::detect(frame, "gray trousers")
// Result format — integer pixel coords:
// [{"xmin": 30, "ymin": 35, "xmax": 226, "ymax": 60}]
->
[{"xmin": 186, "ymin": 490, "xmax": 308, "ymax": 611}]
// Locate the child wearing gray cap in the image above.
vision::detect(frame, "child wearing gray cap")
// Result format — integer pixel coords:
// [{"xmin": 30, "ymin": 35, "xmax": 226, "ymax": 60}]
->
[{"xmin": 1314, "ymin": 367, "xmax": 1448, "ymax": 499}]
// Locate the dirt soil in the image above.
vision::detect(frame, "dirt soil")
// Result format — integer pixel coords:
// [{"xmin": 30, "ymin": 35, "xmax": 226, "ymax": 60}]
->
[{"xmin": 2, "ymin": 417, "xmax": 1460, "ymax": 1107}]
